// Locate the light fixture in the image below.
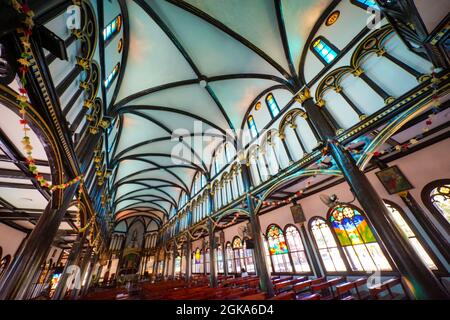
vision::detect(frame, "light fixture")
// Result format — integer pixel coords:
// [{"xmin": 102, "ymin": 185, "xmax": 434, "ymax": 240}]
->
[
  {"xmin": 199, "ymin": 79, "xmax": 207, "ymax": 88},
  {"xmin": 325, "ymin": 10, "xmax": 340, "ymax": 26}
]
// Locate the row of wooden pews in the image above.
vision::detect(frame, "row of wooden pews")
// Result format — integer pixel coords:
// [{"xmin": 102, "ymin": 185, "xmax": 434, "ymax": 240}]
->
[
  {"xmin": 236, "ymin": 275, "xmax": 408, "ymax": 301},
  {"xmin": 81, "ymin": 275, "xmax": 407, "ymax": 300}
]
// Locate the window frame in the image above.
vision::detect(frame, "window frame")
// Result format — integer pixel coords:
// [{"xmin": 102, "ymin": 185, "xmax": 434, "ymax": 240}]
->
[
  {"xmin": 383, "ymin": 200, "xmax": 443, "ymax": 272},
  {"xmin": 308, "ymin": 216, "xmax": 350, "ymax": 275},
  {"xmin": 247, "ymin": 115, "xmax": 258, "ymax": 139},
  {"xmin": 310, "ymin": 36, "xmax": 340, "ymax": 65},
  {"xmin": 266, "ymin": 224, "xmax": 294, "ymax": 274},
  {"xmin": 104, "ymin": 62, "xmax": 120, "ymax": 90},
  {"xmin": 327, "ymin": 204, "xmax": 393, "ymax": 272},
  {"xmin": 421, "ymin": 179, "xmax": 450, "ymax": 235},
  {"xmin": 265, "ymin": 93, "xmax": 281, "ymax": 118},
  {"xmin": 283, "ymin": 224, "xmax": 313, "ymax": 275},
  {"xmin": 350, "ymin": 0, "xmax": 380, "ymax": 11},
  {"xmin": 103, "ymin": 14, "xmax": 122, "ymax": 46}
]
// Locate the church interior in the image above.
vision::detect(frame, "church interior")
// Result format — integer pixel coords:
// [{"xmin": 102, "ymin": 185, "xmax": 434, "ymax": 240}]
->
[{"xmin": 0, "ymin": 0, "xmax": 449, "ymax": 302}]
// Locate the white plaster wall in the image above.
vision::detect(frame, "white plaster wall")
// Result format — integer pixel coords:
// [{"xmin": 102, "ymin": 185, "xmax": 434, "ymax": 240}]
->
[
  {"xmin": 0, "ymin": 223, "xmax": 27, "ymax": 258},
  {"xmin": 219, "ymin": 137, "xmax": 450, "ymax": 273}
]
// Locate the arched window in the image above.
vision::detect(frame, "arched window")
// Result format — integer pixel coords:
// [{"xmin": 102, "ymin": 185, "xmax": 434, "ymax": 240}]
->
[
  {"xmin": 247, "ymin": 115, "xmax": 258, "ymax": 139},
  {"xmin": 263, "ymin": 240, "xmax": 273, "ymax": 273},
  {"xmin": 329, "ymin": 205, "xmax": 391, "ymax": 271},
  {"xmin": 193, "ymin": 248, "xmax": 202, "ymax": 273},
  {"xmin": 103, "ymin": 15, "xmax": 122, "ymax": 44},
  {"xmin": 205, "ymin": 248, "xmax": 210, "ymax": 274},
  {"xmin": 217, "ymin": 245, "xmax": 224, "ymax": 273},
  {"xmin": 175, "ymin": 255, "xmax": 182, "ymax": 276},
  {"xmin": 266, "ymin": 93, "xmax": 280, "ymax": 118},
  {"xmin": 0, "ymin": 254, "xmax": 11, "ymax": 279},
  {"xmin": 310, "ymin": 217, "xmax": 347, "ymax": 272},
  {"xmin": 429, "ymin": 184, "xmax": 450, "ymax": 224},
  {"xmin": 285, "ymin": 225, "xmax": 311, "ymax": 273},
  {"xmin": 385, "ymin": 202, "xmax": 437, "ymax": 270},
  {"xmin": 104, "ymin": 63, "xmax": 120, "ymax": 89},
  {"xmin": 226, "ymin": 242, "xmax": 235, "ymax": 273},
  {"xmin": 243, "ymin": 239, "xmax": 255, "ymax": 273},
  {"xmin": 232, "ymin": 237, "xmax": 245, "ymax": 273},
  {"xmin": 311, "ymin": 37, "xmax": 339, "ymax": 64},
  {"xmin": 266, "ymin": 225, "xmax": 293, "ymax": 273}
]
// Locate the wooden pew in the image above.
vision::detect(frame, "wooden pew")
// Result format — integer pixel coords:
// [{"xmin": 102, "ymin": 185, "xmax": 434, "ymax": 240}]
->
[
  {"xmin": 268, "ymin": 291, "xmax": 296, "ymax": 300},
  {"xmin": 369, "ymin": 278, "xmax": 406, "ymax": 300}
]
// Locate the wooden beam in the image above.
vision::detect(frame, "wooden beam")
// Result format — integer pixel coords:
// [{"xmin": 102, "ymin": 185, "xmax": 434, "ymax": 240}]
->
[{"xmin": 0, "ymin": 168, "xmax": 51, "ymax": 180}]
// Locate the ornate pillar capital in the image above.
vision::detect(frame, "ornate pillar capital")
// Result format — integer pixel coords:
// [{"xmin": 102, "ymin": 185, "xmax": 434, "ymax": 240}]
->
[{"xmin": 295, "ymin": 87, "xmax": 312, "ymax": 104}]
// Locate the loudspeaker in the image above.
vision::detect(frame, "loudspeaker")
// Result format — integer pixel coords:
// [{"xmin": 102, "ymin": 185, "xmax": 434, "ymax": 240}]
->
[
  {"xmin": 290, "ymin": 204, "xmax": 306, "ymax": 223},
  {"xmin": 244, "ymin": 238, "xmax": 255, "ymax": 249},
  {"xmin": 246, "ymin": 222, "xmax": 253, "ymax": 237}
]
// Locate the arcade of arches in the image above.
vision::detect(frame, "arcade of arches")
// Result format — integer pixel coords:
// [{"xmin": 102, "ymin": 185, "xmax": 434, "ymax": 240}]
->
[{"xmin": 0, "ymin": 0, "xmax": 449, "ymax": 301}]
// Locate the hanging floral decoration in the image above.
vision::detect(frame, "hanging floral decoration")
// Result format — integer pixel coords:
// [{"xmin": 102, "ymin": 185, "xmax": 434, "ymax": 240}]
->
[
  {"xmin": 247, "ymin": 189, "xmax": 306, "ymax": 207},
  {"xmin": 209, "ymin": 212, "xmax": 241, "ymax": 228},
  {"xmin": 12, "ymin": 0, "xmax": 84, "ymax": 192}
]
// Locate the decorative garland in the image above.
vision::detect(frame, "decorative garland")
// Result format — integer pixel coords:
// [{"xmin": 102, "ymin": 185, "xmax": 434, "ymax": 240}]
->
[
  {"xmin": 11, "ymin": 0, "xmax": 100, "ymax": 242},
  {"xmin": 247, "ymin": 189, "xmax": 306, "ymax": 207},
  {"xmin": 12, "ymin": 0, "xmax": 84, "ymax": 192},
  {"xmin": 208, "ymin": 212, "xmax": 241, "ymax": 228}
]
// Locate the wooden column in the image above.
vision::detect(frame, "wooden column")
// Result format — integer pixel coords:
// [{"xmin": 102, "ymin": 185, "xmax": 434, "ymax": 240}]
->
[
  {"xmin": 241, "ymin": 165, "xmax": 275, "ymax": 297},
  {"xmin": 222, "ymin": 241, "xmax": 228, "ymax": 277},
  {"xmin": 208, "ymin": 221, "xmax": 218, "ymax": 288},
  {"xmin": 372, "ymin": 158, "xmax": 450, "ymax": 264},
  {"xmin": 0, "ymin": 184, "xmax": 78, "ymax": 299},
  {"xmin": 296, "ymin": 88, "xmax": 449, "ymax": 299},
  {"xmin": 52, "ymin": 226, "xmax": 89, "ymax": 300},
  {"xmin": 71, "ymin": 245, "xmax": 93, "ymax": 299},
  {"xmin": 185, "ymin": 239, "xmax": 191, "ymax": 282}
]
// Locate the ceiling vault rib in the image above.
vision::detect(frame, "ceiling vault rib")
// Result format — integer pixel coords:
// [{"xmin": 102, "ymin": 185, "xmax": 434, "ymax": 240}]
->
[
  {"xmin": 165, "ymin": 0, "xmax": 292, "ymax": 80},
  {"xmin": 134, "ymin": 0, "xmax": 202, "ymax": 76},
  {"xmin": 130, "ymin": 110, "xmax": 208, "ymax": 172},
  {"xmin": 273, "ymin": 0, "xmax": 300, "ymax": 90},
  {"xmin": 135, "ymin": 0, "xmax": 237, "ymax": 137},
  {"xmin": 113, "ymin": 156, "xmax": 191, "ymax": 193},
  {"xmin": 115, "ymin": 186, "xmax": 178, "ymax": 206}
]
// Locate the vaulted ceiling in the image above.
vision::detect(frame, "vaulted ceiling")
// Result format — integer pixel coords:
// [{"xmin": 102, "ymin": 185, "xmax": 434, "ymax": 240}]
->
[{"xmin": 108, "ymin": 0, "xmax": 334, "ymax": 224}]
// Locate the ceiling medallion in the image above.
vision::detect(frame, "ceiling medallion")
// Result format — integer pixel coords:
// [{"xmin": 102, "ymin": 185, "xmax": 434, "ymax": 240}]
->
[{"xmin": 326, "ymin": 10, "xmax": 340, "ymax": 26}]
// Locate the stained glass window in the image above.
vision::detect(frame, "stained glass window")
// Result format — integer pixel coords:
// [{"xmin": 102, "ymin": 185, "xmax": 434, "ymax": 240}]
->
[
  {"xmin": 263, "ymin": 240, "xmax": 273, "ymax": 273},
  {"xmin": 175, "ymin": 255, "xmax": 181, "ymax": 275},
  {"xmin": 266, "ymin": 93, "xmax": 280, "ymax": 118},
  {"xmin": 430, "ymin": 184, "xmax": 450, "ymax": 224},
  {"xmin": 226, "ymin": 242, "xmax": 235, "ymax": 273},
  {"xmin": 351, "ymin": 0, "xmax": 380, "ymax": 10},
  {"xmin": 103, "ymin": 15, "xmax": 122, "ymax": 44},
  {"xmin": 247, "ymin": 115, "xmax": 258, "ymax": 139},
  {"xmin": 104, "ymin": 63, "xmax": 120, "ymax": 90},
  {"xmin": 243, "ymin": 239, "xmax": 255, "ymax": 273},
  {"xmin": 193, "ymin": 248, "xmax": 202, "ymax": 273},
  {"xmin": 205, "ymin": 248, "xmax": 210, "ymax": 274},
  {"xmin": 285, "ymin": 226, "xmax": 311, "ymax": 273},
  {"xmin": 266, "ymin": 225, "xmax": 293, "ymax": 273},
  {"xmin": 217, "ymin": 245, "xmax": 224, "ymax": 273},
  {"xmin": 311, "ymin": 37, "xmax": 339, "ymax": 64},
  {"xmin": 232, "ymin": 237, "xmax": 245, "ymax": 273},
  {"xmin": 385, "ymin": 202, "xmax": 437, "ymax": 270},
  {"xmin": 310, "ymin": 217, "xmax": 347, "ymax": 272},
  {"xmin": 329, "ymin": 205, "xmax": 391, "ymax": 271}
]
